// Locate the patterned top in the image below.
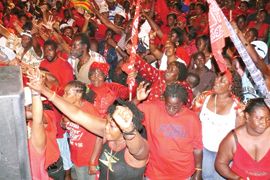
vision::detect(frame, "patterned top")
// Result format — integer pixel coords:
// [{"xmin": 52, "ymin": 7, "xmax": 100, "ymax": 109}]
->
[{"xmin": 135, "ymin": 55, "xmax": 193, "ymax": 107}]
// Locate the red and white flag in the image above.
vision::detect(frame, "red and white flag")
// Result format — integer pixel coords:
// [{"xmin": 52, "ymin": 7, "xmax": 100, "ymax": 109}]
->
[
  {"xmin": 207, "ymin": 0, "xmax": 231, "ymax": 72},
  {"xmin": 121, "ymin": 0, "xmax": 140, "ymax": 101}
]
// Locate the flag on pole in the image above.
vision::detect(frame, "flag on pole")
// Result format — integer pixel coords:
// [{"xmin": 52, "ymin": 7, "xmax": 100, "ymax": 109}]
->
[{"xmin": 121, "ymin": 0, "xmax": 141, "ymax": 101}]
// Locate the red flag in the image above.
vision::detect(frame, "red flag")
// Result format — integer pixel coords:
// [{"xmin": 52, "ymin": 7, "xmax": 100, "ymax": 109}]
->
[
  {"xmin": 121, "ymin": 0, "xmax": 140, "ymax": 100},
  {"xmin": 155, "ymin": 0, "xmax": 170, "ymax": 25},
  {"xmin": 207, "ymin": 0, "xmax": 231, "ymax": 72}
]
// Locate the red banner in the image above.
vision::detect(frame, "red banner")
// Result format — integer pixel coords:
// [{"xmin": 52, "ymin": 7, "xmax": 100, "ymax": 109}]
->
[{"xmin": 207, "ymin": 0, "xmax": 231, "ymax": 72}]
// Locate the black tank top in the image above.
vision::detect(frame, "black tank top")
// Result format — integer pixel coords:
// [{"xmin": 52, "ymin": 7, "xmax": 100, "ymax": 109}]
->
[{"xmin": 99, "ymin": 143, "xmax": 145, "ymax": 180}]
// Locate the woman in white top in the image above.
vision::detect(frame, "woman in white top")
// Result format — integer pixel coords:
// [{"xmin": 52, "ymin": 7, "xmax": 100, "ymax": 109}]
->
[{"xmin": 192, "ymin": 70, "xmax": 245, "ymax": 180}]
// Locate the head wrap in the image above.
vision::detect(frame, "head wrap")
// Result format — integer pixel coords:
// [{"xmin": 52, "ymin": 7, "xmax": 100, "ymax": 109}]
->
[{"xmin": 90, "ymin": 62, "xmax": 110, "ymax": 77}]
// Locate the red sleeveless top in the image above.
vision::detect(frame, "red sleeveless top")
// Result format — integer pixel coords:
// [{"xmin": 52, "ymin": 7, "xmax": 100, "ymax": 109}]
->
[{"xmin": 231, "ymin": 131, "xmax": 270, "ymax": 179}]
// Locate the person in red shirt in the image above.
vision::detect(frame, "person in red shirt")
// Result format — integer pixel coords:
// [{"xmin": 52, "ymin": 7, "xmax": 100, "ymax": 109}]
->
[
  {"xmin": 25, "ymin": 86, "xmax": 63, "ymax": 180},
  {"xmin": 189, "ymin": 2, "xmax": 209, "ymax": 36},
  {"xmin": 160, "ymin": 13, "xmax": 177, "ymax": 35},
  {"xmin": 40, "ymin": 39, "xmax": 74, "ymax": 92},
  {"xmin": 136, "ymin": 83, "xmax": 203, "ymax": 179},
  {"xmin": 248, "ymin": 9, "xmax": 269, "ymax": 42},
  {"xmin": 40, "ymin": 39, "xmax": 74, "ymax": 179},
  {"xmin": 61, "ymin": 80, "xmax": 102, "ymax": 180},
  {"xmin": 222, "ymin": 0, "xmax": 242, "ymax": 21},
  {"xmin": 215, "ymin": 98, "xmax": 270, "ymax": 180},
  {"xmin": 134, "ymin": 55, "xmax": 193, "ymax": 108},
  {"xmin": 88, "ymin": 62, "xmax": 129, "ymax": 116}
]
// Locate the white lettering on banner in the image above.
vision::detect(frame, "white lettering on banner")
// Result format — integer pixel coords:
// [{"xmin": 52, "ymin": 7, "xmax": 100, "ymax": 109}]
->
[{"xmin": 210, "ymin": 25, "xmax": 223, "ymax": 42}]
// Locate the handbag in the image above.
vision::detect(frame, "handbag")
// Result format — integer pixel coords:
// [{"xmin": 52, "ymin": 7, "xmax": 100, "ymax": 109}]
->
[{"xmin": 47, "ymin": 157, "xmax": 65, "ymax": 180}]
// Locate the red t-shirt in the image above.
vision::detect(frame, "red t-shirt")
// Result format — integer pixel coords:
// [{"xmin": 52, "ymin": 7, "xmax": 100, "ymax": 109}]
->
[
  {"xmin": 66, "ymin": 101, "xmax": 100, "ymax": 166},
  {"xmin": 248, "ymin": 21, "xmax": 269, "ymax": 40},
  {"xmin": 40, "ymin": 56, "xmax": 74, "ymax": 88},
  {"xmin": 138, "ymin": 100, "xmax": 203, "ymax": 179},
  {"xmin": 222, "ymin": 7, "xmax": 243, "ymax": 21},
  {"xmin": 72, "ymin": 11, "xmax": 85, "ymax": 30},
  {"xmin": 95, "ymin": 24, "xmax": 107, "ymax": 41},
  {"xmin": 44, "ymin": 110, "xmax": 61, "ymax": 168},
  {"xmin": 89, "ymin": 82, "xmax": 129, "ymax": 116}
]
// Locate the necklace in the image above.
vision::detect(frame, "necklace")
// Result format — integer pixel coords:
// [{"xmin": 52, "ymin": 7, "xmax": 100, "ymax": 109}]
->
[{"xmin": 104, "ymin": 142, "xmax": 123, "ymax": 180}]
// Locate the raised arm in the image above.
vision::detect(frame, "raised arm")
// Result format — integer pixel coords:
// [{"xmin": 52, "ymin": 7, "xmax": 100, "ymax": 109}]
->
[
  {"xmin": 215, "ymin": 131, "xmax": 241, "ymax": 180},
  {"xmin": 90, "ymin": 4, "xmax": 124, "ymax": 35},
  {"xmin": 149, "ymin": 31, "xmax": 163, "ymax": 59},
  {"xmin": 27, "ymin": 72, "xmax": 106, "ymax": 137},
  {"xmin": 142, "ymin": 11, "xmax": 163, "ymax": 39},
  {"xmin": 112, "ymin": 106, "xmax": 149, "ymax": 161},
  {"xmin": 30, "ymin": 90, "xmax": 46, "ymax": 153},
  {"xmin": 233, "ymin": 22, "xmax": 270, "ymax": 77}
]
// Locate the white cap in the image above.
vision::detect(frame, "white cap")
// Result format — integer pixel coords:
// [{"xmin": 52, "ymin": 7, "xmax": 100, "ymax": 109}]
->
[
  {"xmin": 115, "ymin": 8, "xmax": 126, "ymax": 18},
  {"xmin": 24, "ymin": 87, "xmax": 47, "ymax": 106},
  {"xmin": 251, "ymin": 40, "xmax": 268, "ymax": 59}
]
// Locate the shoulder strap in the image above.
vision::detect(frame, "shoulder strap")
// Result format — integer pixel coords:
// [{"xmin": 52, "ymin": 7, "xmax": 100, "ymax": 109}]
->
[{"xmin": 231, "ymin": 129, "xmax": 238, "ymax": 147}]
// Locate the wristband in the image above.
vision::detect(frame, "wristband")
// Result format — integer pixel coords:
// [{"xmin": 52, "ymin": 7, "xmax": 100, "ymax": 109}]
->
[
  {"xmin": 32, "ymin": 93, "xmax": 41, "ymax": 96},
  {"xmin": 195, "ymin": 167, "xmax": 202, "ymax": 171},
  {"xmin": 122, "ymin": 126, "xmax": 136, "ymax": 135}
]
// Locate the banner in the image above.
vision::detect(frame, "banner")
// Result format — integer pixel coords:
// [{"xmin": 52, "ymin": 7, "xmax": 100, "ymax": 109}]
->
[{"xmin": 207, "ymin": 0, "xmax": 230, "ymax": 72}]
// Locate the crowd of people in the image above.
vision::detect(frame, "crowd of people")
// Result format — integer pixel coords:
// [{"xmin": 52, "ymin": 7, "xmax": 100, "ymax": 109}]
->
[{"xmin": 0, "ymin": 0, "xmax": 270, "ymax": 179}]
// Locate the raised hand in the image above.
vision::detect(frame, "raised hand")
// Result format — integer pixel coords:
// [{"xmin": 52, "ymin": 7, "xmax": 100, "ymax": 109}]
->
[
  {"xmin": 149, "ymin": 30, "xmax": 156, "ymax": 40},
  {"xmin": 84, "ymin": 12, "xmax": 92, "ymax": 21},
  {"xmin": 42, "ymin": 15, "xmax": 55, "ymax": 30},
  {"xmin": 26, "ymin": 67, "xmax": 44, "ymax": 93},
  {"xmin": 112, "ymin": 106, "xmax": 133, "ymax": 131},
  {"xmin": 136, "ymin": 81, "xmax": 151, "ymax": 101}
]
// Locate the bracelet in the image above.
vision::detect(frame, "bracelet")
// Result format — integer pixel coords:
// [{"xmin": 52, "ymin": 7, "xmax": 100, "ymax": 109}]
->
[
  {"xmin": 123, "ymin": 126, "xmax": 137, "ymax": 140},
  {"xmin": 32, "ymin": 93, "xmax": 41, "ymax": 96},
  {"xmin": 115, "ymin": 45, "xmax": 119, "ymax": 49},
  {"xmin": 48, "ymin": 92, "xmax": 56, "ymax": 101},
  {"xmin": 195, "ymin": 167, "xmax": 202, "ymax": 171},
  {"xmin": 31, "ymin": 90, "xmax": 40, "ymax": 96},
  {"xmin": 149, "ymin": 40, "xmax": 155, "ymax": 44}
]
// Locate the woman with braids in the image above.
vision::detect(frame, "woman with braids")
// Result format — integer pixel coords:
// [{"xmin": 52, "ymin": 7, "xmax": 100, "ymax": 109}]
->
[
  {"xmin": 215, "ymin": 98, "xmax": 270, "ymax": 179},
  {"xmin": 27, "ymin": 70, "xmax": 149, "ymax": 180},
  {"xmin": 60, "ymin": 80, "xmax": 102, "ymax": 180},
  {"xmin": 192, "ymin": 70, "xmax": 245, "ymax": 180}
]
